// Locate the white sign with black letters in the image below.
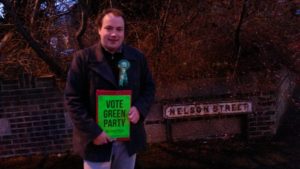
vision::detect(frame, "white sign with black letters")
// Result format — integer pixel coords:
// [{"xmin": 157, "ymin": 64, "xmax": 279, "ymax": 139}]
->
[{"xmin": 163, "ymin": 101, "xmax": 252, "ymax": 119}]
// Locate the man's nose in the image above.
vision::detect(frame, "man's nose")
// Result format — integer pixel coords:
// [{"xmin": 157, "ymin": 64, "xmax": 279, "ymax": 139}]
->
[{"xmin": 110, "ymin": 30, "xmax": 117, "ymax": 36}]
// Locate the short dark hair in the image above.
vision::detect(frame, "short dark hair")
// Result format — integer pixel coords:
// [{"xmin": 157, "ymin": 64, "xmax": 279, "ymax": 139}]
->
[{"xmin": 96, "ymin": 8, "xmax": 125, "ymax": 29}]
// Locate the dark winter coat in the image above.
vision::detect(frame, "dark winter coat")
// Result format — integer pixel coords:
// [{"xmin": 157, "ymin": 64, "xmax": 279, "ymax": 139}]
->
[{"xmin": 64, "ymin": 42, "xmax": 155, "ymax": 162}]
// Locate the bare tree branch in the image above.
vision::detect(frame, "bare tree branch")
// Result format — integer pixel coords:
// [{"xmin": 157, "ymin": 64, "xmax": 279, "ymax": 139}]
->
[
  {"xmin": 76, "ymin": 0, "xmax": 88, "ymax": 49},
  {"xmin": 49, "ymin": 10, "xmax": 73, "ymax": 21},
  {"xmin": 232, "ymin": 0, "xmax": 248, "ymax": 79},
  {"xmin": 0, "ymin": 32, "xmax": 13, "ymax": 50},
  {"xmin": 156, "ymin": 0, "xmax": 172, "ymax": 52},
  {"xmin": 0, "ymin": 24, "xmax": 15, "ymax": 28},
  {"xmin": 1, "ymin": 0, "xmax": 66, "ymax": 79},
  {"xmin": 166, "ymin": 8, "xmax": 201, "ymax": 42},
  {"xmin": 30, "ymin": 0, "xmax": 42, "ymax": 25}
]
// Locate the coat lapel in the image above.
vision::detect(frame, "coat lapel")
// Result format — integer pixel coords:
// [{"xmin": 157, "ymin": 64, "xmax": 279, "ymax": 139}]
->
[
  {"xmin": 88, "ymin": 43, "xmax": 118, "ymax": 87},
  {"xmin": 87, "ymin": 43, "xmax": 138, "ymax": 88}
]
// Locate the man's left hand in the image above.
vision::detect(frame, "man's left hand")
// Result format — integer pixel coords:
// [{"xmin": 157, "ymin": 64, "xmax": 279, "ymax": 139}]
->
[{"xmin": 129, "ymin": 106, "xmax": 140, "ymax": 124}]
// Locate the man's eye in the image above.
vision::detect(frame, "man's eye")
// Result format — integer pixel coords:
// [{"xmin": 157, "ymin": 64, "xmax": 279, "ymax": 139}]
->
[
  {"xmin": 117, "ymin": 28, "xmax": 124, "ymax": 32},
  {"xmin": 105, "ymin": 27, "xmax": 113, "ymax": 30}
]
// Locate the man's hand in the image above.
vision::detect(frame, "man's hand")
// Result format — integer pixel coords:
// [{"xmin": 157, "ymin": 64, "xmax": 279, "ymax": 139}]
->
[
  {"xmin": 129, "ymin": 106, "xmax": 140, "ymax": 124},
  {"xmin": 93, "ymin": 131, "xmax": 110, "ymax": 145}
]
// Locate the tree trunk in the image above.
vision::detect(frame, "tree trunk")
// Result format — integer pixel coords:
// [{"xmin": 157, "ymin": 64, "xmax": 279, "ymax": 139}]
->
[{"xmin": 1, "ymin": 0, "xmax": 67, "ymax": 79}]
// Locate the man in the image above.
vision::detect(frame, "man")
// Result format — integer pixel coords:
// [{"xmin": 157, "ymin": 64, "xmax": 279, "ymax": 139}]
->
[{"xmin": 65, "ymin": 8, "xmax": 155, "ymax": 169}]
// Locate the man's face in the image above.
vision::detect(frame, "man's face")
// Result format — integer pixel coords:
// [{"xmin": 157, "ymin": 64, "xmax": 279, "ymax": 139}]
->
[{"xmin": 98, "ymin": 13, "xmax": 125, "ymax": 53}]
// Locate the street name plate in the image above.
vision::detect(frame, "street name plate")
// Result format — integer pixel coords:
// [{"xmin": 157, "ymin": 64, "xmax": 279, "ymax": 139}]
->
[{"xmin": 163, "ymin": 101, "xmax": 252, "ymax": 119}]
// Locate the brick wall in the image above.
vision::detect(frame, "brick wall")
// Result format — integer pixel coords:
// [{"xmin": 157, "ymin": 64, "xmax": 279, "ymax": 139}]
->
[
  {"xmin": 0, "ymin": 70, "xmax": 296, "ymax": 158},
  {"xmin": 275, "ymin": 69, "xmax": 296, "ymax": 132},
  {"xmin": 0, "ymin": 74, "xmax": 72, "ymax": 158},
  {"xmin": 246, "ymin": 69, "xmax": 296, "ymax": 139},
  {"xmin": 247, "ymin": 91, "xmax": 277, "ymax": 138},
  {"xmin": 145, "ymin": 90, "xmax": 279, "ymax": 142},
  {"xmin": 146, "ymin": 70, "xmax": 295, "ymax": 141}
]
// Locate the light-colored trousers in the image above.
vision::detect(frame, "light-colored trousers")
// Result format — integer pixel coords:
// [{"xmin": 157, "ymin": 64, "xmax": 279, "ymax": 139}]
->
[{"xmin": 84, "ymin": 141, "xmax": 136, "ymax": 169}]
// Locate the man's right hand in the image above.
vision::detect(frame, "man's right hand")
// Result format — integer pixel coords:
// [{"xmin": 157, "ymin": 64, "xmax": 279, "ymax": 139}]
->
[{"xmin": 93, "ymin": 132, "xmax": 110, "ymax": 145}]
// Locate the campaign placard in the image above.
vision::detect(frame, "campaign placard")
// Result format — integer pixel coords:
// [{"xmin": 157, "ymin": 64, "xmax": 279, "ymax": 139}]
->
[{"xmin": 96, "ymin": 90, "xmax": 131, "ymax": 140}]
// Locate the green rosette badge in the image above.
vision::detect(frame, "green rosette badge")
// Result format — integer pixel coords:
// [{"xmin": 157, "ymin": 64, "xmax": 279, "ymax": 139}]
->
[{"xmin": 118, "ymin": 59, "xmax": 130, "ymax": 87}]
